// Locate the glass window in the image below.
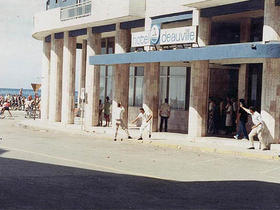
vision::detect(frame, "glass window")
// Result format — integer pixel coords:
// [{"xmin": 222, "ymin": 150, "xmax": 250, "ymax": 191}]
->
[
  {"xmin": 160, "ymin": 67, "xmax": 168, "ymax": 104},
  {"xmin": 134, "ymin": 67, "xmax": 144, "ymax": 106},
  {"xmin": 108, "ymin": 38, "xmax": 115, "ymax": 54},
  {"xmin": 135, "ymin": 66, "xmax": 144, "ymax": 76},
  {"xmin": 129, "ymin": 67, "xmax": 135, "ymax": 106},
  {"xmin": 100, "ymin": 66, "xmax": 106, "ymax": 102},
  {"xmin": 169, "ymin": 67, "xmax": 186, "ymax": 110},
  {"xmin": 160, "ymin": 77, "xmax": 168, "ymax": 105},
  {"xmin": 160, "ymin": 66, "xmax": 168, "ymax": 76},
  {"xmin": 135, "ymin": 77, "xmax": 143, "ymax": 107},
  {"xmin": 106, "ymin": 66, "xmax": 113, "ymax": 99}
]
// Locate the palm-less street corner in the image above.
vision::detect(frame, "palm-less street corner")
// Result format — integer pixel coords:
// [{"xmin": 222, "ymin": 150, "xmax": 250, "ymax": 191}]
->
[{"xmin": 0, "ymin": 112, "xmax": 280, "ymax": 209}]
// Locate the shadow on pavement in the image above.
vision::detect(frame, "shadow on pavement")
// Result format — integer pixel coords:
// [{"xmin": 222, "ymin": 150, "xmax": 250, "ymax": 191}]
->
[
  {"xmin": 0, "ymin": 148, "xmax": 8, "ymax": 156},
  {"xmin": 0, "ymin": 156, "xmax": 280, "ymax": 210}
]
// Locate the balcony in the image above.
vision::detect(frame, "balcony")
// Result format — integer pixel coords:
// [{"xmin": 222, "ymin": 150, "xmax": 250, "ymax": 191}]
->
[
  {"xmin": 60, "ymin": 1, "xmax": 92, "ymax": 21},
  {"xmin": 33, "ymin": 0, "xmax": 145, "ymax": 40},
  {"xmin": 182, "ymin": 0, "xmax": 250, "ymax": 9}
]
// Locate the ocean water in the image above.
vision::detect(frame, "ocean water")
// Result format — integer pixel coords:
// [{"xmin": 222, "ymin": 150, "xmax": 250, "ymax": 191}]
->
[
  {"xmin": 0, "ymin": 88, "xmax": 40, "ymax": 98},
  {"xmin": 0, "ymin": 88, "xmax": 78, "ymax": 101}
]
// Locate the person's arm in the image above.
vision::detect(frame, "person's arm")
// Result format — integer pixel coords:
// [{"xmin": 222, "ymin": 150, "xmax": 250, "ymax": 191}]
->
[
  {"xmin": 240, "ymin": 104, "xmax": 251, "ymax": 114},
  {"xmin": 131, "ymin": 116, "xmax": 140, "ymax": 124},
  {"xmin": 146, "ymin": 114, "xmax": 153, "ymax": 123}
]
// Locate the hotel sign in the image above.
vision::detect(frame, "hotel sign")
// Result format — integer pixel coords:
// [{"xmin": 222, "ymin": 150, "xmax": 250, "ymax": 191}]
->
[{"xmin": 131, "ymin": 26, "xmax": 197, "ymax": 47}]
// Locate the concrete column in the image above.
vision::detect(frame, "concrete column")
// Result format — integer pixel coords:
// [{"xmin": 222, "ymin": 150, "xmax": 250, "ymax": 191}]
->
[
  {"xmin": 61, "ymin": 32, "xmax": 76, "ymax": 124},
  {"xmin": 143, "ymin": 63, "xmax": 160, "ymax": 132},
  {"xmin": 238, "ymin": 18, "xmax": 251, "ymax": 102},
  {"xmin": 112, "ymin": 23, "xmax": 130, "ymax": 126},
  {"xmin": 49, "ymin": 34, "xmax": 63, "ymax": 122},
  {"xmin": 189, "ymin": 61, "xmax": 210, "ymax": 137},
  {"xmin": 263, "ymin": 0, "xmax": 280, "ymax": 42},
  {"xmin": 188, "ymin": 10, "xmax": 211, "ymax": 137},
  {"xmin": 41, "ymin": 40, "xmax": 51, "ymax": 120},
  {"xmin": 78, "ymin": 39, "xmax": 87, "ymax": 107},
  {"xmin": 84, "ymin": 29, "xmax": 101, "ymax": 128},
  {"xmin": 238, "ymin": 64, "xmax": 249, "ymax": 102},
  {"xmin": 262, "ymin": 0, "xmax": 280, "ymax": 144}
]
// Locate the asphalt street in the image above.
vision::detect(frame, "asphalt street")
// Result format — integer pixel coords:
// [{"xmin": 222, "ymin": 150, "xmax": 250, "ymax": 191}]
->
[{"xmin": 0, "ymin": 112, "xmax": 280, "ymax": 210}]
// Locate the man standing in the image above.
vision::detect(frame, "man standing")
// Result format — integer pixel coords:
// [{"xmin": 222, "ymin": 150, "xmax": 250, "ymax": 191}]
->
[
  {"xmin": 240, "ymin": 104, "xmax": 268, "ymax": 150},
  {"xmin": 103, "ymin": 96, "xmax": 111, "ymax": 127},
  {"xmin": 114, "ymin": 103, "xmax": 132, "ymax": 141},
  {"xmin": 132, "ymin": 108, "xmax": 152, "ymax": 140},
  {"xmin": 159, "ymin": 98, "xmax": 171, "ymax": 132},
  {"xmin": 234, "ymin": 99, "xmax": 249, "ymax": 140}
]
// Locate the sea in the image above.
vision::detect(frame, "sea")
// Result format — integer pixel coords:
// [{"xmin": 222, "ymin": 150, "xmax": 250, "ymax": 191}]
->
[
  {"xmin": 0, "ymin": 88, "xmax": 78, "ymax": 101},
  {"xmin": 0, "ymin": 88, "xmax": 40, "ymax": 98}
]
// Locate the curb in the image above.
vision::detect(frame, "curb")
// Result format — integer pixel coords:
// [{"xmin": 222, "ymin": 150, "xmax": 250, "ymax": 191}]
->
[{"xmin": 17, "ymin": 121, "xmax": 280, "ymax": 161}]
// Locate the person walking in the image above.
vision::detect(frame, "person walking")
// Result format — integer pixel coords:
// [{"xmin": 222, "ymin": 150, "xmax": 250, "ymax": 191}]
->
[
  {"xmin": 114, "ymin": 103, "xmax": 132, "ymax": 141},
  {"xmin": 234, "ymin": 99, "xmax": 249, "ymax": 140},
  {"xmin": 159, "ymin": 98, "xmax": 171, "ymax": 132},
  {"xmin": 240, "ymin": 104, "xmax": 268, "ymax": 150},
  {"xmin": 103, "ymin": 96, "xmax": 111, "ymax": 127},
  {"xmin": 131, "ymin": 108, "xmax": 152, "ymax": 140}
]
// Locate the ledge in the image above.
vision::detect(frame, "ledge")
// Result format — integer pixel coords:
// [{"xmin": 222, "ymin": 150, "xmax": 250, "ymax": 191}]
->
[{"xmin": 89, "ymin": 42, "xmax": 280, "ymax": 65}]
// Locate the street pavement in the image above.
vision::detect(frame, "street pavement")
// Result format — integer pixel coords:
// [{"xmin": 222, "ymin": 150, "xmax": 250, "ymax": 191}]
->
[{"xmin": 0, "ymin": 111, "xmax": 280, "ymax": 210}]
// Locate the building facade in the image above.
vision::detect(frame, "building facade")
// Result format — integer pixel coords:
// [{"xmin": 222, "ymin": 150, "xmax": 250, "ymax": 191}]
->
[{"xmin": 33, "ymin": 0, "xmax": 280, "ymax": 144}]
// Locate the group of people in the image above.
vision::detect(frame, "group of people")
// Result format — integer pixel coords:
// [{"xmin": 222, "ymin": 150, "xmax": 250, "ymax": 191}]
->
[
  {"xmin": 208, "ymin": 96, "xmax": 267, "ymax": 150},
  {"xmin": 208, "ymin": 96, "xmax": 241, "ymax": 135},
  {"xmin": 0, "ymin": 93, "xmax": 41, "ymax": 119},
  {"xmin": 97, "ymin": 97, "xmax": 171, "ymax": 141}
]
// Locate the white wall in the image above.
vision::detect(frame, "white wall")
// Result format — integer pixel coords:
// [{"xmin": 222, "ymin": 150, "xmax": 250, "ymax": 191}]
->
[
  {"xmin": 146, "ymin": 0, "xmax": 192, "ymax": 18},
  {"xmin": 33, "ymin": 0, "xmax": 146, "ymax": 40}
]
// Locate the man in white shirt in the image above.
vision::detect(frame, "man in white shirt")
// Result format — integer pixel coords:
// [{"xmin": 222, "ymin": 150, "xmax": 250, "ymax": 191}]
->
[
  {"xmin": 114, "ymin": 103, "xmax": 132, "ymax": 141},
  {"xmin": 240, "ymin": 104, "xmax": 268, "ymax": 150},
  {"xmin": 159, "ymin": 98, "xmax": 171, "ymax": 132},
  {"xmin": 131, "ymin": 107, "xmax": 152, "ymax": 140}
]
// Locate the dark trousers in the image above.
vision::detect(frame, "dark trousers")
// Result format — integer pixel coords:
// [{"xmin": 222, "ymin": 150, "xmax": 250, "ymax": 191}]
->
[
  {"xmin": 160, "ymin": 116, "xmax": 168, "ymax": 132},
  {"xmin": 237, "ymin": 121, "xmax": 249, "ymax": 139}
]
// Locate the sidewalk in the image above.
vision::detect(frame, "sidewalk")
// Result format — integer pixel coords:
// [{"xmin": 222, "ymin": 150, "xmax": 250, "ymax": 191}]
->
[{"xmin": 17, "ymin": 119, "xmax": 280, "ymax": 161}]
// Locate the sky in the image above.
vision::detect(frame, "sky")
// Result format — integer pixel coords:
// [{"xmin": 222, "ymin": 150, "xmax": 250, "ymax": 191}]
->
[
  {"xmin": 0, "ymin": 0, "xmax": 81, "ymax": 90},
  {"xmin": 0, "ymin": 0, "xmax": 44, "ymax": 89}
]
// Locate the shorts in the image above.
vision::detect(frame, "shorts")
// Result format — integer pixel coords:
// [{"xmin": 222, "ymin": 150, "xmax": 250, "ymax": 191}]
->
[
  {"xmin": 104, "ymin": 114, "xmax": 110, "ymax": 120},
  {"xmin": 4, "ymin": 107, "xmax": 9, "ymax": 111}
]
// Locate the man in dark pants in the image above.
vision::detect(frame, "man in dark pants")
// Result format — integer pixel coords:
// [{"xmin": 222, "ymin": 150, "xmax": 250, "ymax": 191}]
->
[
  {"xmin": 234, "ymin": 99, "xmax": 249, "ymax": 140},
  {"xmin": 159, "ymin": 98, "xmax": 171, "ymax": 132}
]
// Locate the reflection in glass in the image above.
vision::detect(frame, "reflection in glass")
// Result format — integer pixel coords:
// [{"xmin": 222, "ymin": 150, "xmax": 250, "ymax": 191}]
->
[{"xmin": 169, "ymin": 67, "xmax": 186, "ymax": 110}]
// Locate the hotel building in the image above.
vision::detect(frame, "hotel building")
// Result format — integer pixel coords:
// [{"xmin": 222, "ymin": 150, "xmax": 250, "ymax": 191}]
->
[{"xmin": 33, "ymin": 0, "xmax": 280, "ymax": 145}]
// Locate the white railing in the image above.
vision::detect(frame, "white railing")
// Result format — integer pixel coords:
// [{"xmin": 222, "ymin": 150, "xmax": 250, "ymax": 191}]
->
[{"xmin": 60, "ymin": 1, "xmax": 91, "ymax": 21}]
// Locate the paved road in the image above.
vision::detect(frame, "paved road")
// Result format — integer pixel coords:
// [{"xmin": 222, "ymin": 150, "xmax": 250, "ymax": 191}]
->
[{"xmin": 0, "ymin": 112, "xmax": 280, "ymax": 210}]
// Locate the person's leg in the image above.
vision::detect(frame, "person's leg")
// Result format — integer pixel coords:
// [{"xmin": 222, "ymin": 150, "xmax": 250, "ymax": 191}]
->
[
  {"xmin": 147, "ymin": 122, "xmax": 152, "ymax": 138},
  {"xmin": 241, "ymin": 121, "xmax": 249, "ymax": 140},
  {"xmin": 8, "ymin": 110, "xmax": 12, "ymax": 117},
  {"xmin": 248, "ymin": 128, "xmax": 258, "ymax": 148},
  {"xmin": 139, "ymin": 125, "xmax": 145, "ymax": 139},
  {"xmin": 120, "ymin": 120, "xmax": 131, "ymax": 138},
  {"xmin": 236, "ymin": 122, "xmax": 242, "ymax": 137},
  {"xmin": 114, "ymin": 122, "xmax": 120, "ymax": 140},
  {"xmin": 107, "ymin": 116, "xmax": 110, "ymax": 127},
  {"xmin": 160, "ymin": 117, "xmax": 163, "ymax": 132},
  {"xmin": 257, "ymin": 129, "xmax": 267, "ymax": 149},
  {"xmin": 164, "ymin": 117, "xmax": 168, "ymax": 132}
]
